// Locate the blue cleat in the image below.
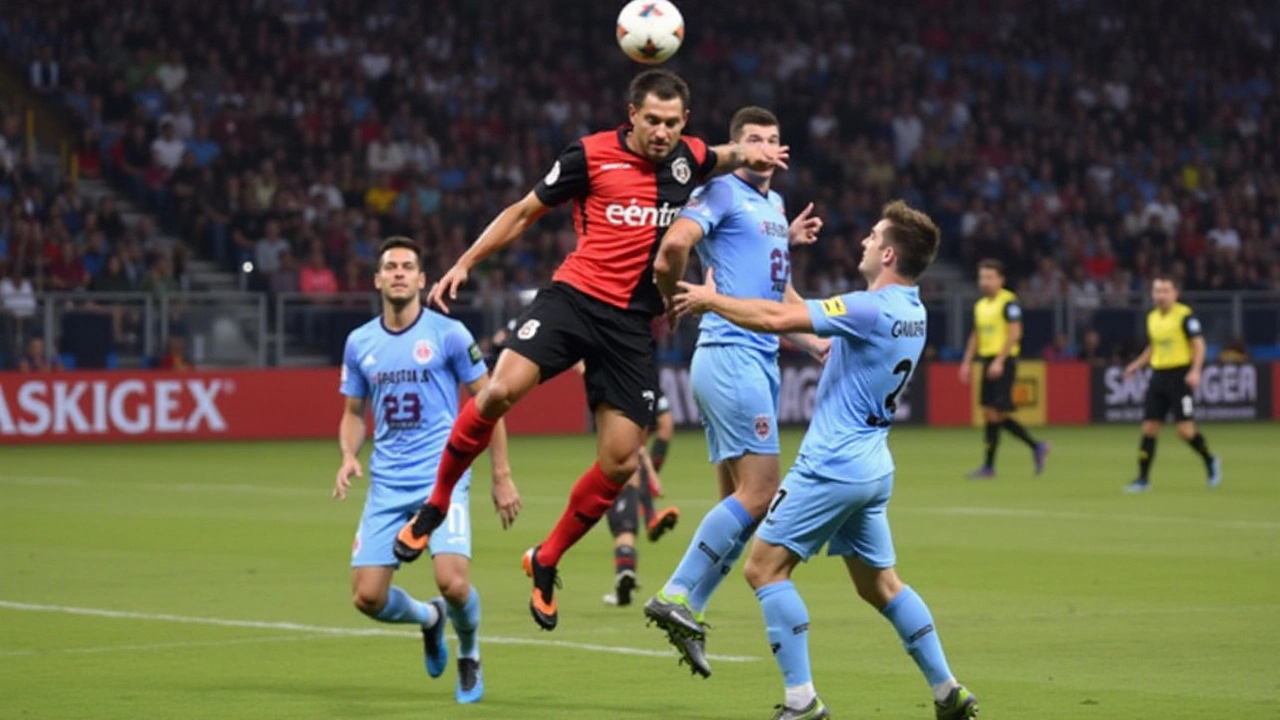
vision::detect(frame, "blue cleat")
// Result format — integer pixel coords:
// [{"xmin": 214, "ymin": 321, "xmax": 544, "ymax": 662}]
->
[
  {"xmin": 455, "ymin": 658, "xmax": 483, "ymax": 703},
  {"xmin": 1034, "ymin": 441, "xmax": 1051, "ymax": 475},
  {"xmin": 1207, "ymin": 456, "xmax": 1222, "ymax": 489},
  {"xmin": 1123, "ymin": 478, "xmax": 1151, "ymax": 494},
  {"xmin": 422, "ymin": 598, "xmax": 448, "ymax": 678},
  {"xmin": 965, "ymin": 466, "xmax": 996, "ymax": 480}
]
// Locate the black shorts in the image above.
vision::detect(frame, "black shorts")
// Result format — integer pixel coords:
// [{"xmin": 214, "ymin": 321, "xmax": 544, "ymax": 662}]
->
[
  {"xmin": 1144, "ymin": 367, "xmax": 1194, "ymax": 422},
  {"xmin": 503, "ymin": 282, "xmax": 658, "ymax": 428},
  {"xmin": 979, "ymin": 356, "xmax": 1017, "ymax": 411}
]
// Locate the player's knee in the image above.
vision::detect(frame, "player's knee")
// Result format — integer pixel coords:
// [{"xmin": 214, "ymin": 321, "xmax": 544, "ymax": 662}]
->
[
  {"xmin": 855, "ymin": 570, "xmax": 903, "ymax": 609},
  {"xmin": 435, "ymin": 574, "xmax": 471, "ymax": 607},
  {"xmin": 599, "ymin": 452, "xmax": 639, "ymax": 482},
  {"xmin": 352, "ymin": 588, "xmax": 386, "ymax": 617},
  {"xmin": 478, "ymin": 380, "xmax": 517, "ymax": 415},
  {"xmin": 1141, "ymin": 421, "xmax": 1160, "ymax": 437},
  {"xmin": 742, "ymin": 555, "xmax": 782, "ymax": 590}
]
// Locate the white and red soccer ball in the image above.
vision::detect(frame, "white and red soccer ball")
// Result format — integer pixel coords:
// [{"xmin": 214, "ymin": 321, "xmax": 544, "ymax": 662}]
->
[{"xmin": 616, "ymin": 0, "xmax": 684, "ymax": 65}]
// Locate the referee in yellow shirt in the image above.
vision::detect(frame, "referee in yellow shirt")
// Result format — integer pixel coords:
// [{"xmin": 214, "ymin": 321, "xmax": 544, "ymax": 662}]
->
[
  {"xmin": 960, "ymin": 259, "xmax": 1049, "ymax": 479},
  {"xmin": 1121, "ymin": 275, "xmax": 1221, "ymax": 493}
]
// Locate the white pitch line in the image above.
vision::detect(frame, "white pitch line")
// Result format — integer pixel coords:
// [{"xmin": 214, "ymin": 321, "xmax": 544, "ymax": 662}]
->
[
  {"xmin": 0, "ymin": 601, "xmax": 759, "ymax": 663},
  {"xmin": 0, "ymin": 634, "xmax": 333, "ymax": 657}
]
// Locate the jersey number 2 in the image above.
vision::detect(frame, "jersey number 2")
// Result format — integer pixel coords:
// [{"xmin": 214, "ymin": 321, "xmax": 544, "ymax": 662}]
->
[{"xmin": 885, "ymin": 359, "xmax": 914, "ymax": 414}]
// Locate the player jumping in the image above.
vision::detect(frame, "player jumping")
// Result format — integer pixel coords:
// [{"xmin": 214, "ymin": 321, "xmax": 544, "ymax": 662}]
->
[
  {"xmin": 1122, "ymin": 275, "xmax": 1221, "ymax": 492},
  {"xmin": 670, "ymin": 202, "xmax": 979, "ymax": 719},
  {"xmin": 391, "ymin": 70, "xmax": 786, "ymax": 631},
  {"xmin": 643, "ymin": 106, "xmax": 827, "ymax": 677},
  {"xmin": 334, "ymin": 237, "xmax": 522, "ymax": 703}
]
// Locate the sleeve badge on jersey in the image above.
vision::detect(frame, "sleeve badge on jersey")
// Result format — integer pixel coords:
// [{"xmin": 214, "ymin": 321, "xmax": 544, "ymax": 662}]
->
[
  {"xmin": 820, "ymin": 297, "xmax": 847, "ymax": 317},
  {"xmin": 672, "ymin": 157, "xmax": 691, "ymax": 185},
  {"xmin": 468, "ymin": 342, "xmax": 483, "ymax": 364},
  {"xmin": 1006, "ymin": 303, "xmax": 1023, "ymax": 321},
  {"xmin": 544, "ymin": 160, "xmax": 561, "ymax": 186},
  {"xmin": 413, "ymin": 340, "xmax": 434, "ymax": 365},
  {"xmin": 1186, "ymin": 317, "xmax": 1202, "ymax": 334}
]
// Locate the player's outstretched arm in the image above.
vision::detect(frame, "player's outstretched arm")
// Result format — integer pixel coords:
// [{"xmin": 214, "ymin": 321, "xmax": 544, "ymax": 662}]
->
[
  {"xmin": 466, "ymin": 375, "xmax": 521, "ymax": 528},
  {"xmin": 334, "ymin": 396, "xmax": 367, "ymax": 500},
  {"xmin": 707, "ymin": 140, "xmax": 790, "ymax": 176},
  {"xmin": 430, "ymin": 191, "xmax": 551, "ymax": 313},
  {"xmin": 781, "ymin": 284, "xmax": 831, "ymax": 362},
  {"xmin": 673, "ymin": 268, "xmax": 813, "ymax": 335},
  {"xmin": 654, "ymin": 217, "xmax": 705, "ymax": 306}
]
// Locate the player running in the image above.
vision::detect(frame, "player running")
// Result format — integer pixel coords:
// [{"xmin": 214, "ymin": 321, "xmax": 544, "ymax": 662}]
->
[
  {"xmin": 390, "ymin": 69, "xmax": 786, "ymax": 631},
  {"xmin": 334, "ymin": 237, "xmax": 522, "ymax": 703},
  {"xmin": 1122, "ymin": 275, "xmax": 1221, "ymax": 492},
  {"xmin": 669, "ymin": 201, "xmax": 979, "ymax": 720},
  {"xmin": 959, "ymin": 259, "xmax": 1049, "ymax": 479},
  {"xmin": 643, "ymin": 106, "xmax": 827, "ymax": 677}
]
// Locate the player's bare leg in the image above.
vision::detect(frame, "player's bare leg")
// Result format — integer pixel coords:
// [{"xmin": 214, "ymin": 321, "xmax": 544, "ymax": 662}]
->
[
  {"xmin": 397, "ymin": 351, "xmax": 540, "ymax": 555},
  {"xmin": 350, "ymin": 566, "xmax": 448, "ymax": 679},
  {"xmin": 526, "ymin": 404, "xmax": 642, "ymax": 630},
  {"xmin": 744, "ymin": 541, "xmax": 828, "ymax": 719},
  {"xmin": 845, "ymin": 558, "xmax": 977, "ymax": 719},
  {"xmin": 433, "ymin": 554, "xmax": 484, "ymax": 703}
]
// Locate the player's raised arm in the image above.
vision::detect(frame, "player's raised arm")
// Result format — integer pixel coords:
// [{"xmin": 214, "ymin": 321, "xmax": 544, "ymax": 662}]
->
[
  {"xmin": 708, "ymin": 139, "xmax": 790, "ymax": 176},
  {"xmin": 334, "ymin": 395, "xmax": 366, "ymax": 500},
  {"xmin": 673, "ymin": 268, "xmax": 813, "ymax": 334},
  {"xmin": 430, "ymin": 191, "xmax": 550, "ymax": 313},
  {"xmin": 465, "ymin": 374, "xmax": 521, "ymax": 528}
]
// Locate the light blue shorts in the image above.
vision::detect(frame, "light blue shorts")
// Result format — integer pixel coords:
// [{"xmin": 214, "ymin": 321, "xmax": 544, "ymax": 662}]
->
[
  {"xmin": 756, "ymin": 469, "xmax": 896, "ymax": 568},
  {"xmin": 351, "ymin": 479, "xmax": 472, "ymax": 567},
  {"xmin": 691, "ymin": 344, "xmax": 781, "ymax": 463}
]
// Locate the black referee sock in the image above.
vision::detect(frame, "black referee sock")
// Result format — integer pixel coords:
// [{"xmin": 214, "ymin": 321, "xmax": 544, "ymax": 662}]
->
[
  {"xmin": 1138, "ymin": 436, "xmax": 1157, "ymax": 479},
  {"xmin": 983, "ymin": 422, "xmax": 999, "ymax": 468},
  {"xmin": 1186, "ymin": 433, "xmax": 1214, "ymax": 469},
  {"xmin": 1002, "ymin": 418, "xmax": 1038, "ymax": 449}
]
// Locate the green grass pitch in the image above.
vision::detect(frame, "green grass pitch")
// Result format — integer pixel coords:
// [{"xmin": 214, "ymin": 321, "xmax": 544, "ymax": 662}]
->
[{"xmin": 2, "ymin": 425, "xmax": 1278, "ymax": 719}]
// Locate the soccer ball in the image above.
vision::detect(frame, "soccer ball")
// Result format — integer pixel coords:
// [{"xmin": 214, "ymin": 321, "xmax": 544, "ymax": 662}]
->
[{"xmin": 616, "ymin": 1, "xmax": 684, "ymax": 65}]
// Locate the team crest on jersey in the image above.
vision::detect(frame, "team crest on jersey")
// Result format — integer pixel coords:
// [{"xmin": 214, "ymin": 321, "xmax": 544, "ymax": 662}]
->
[
  {"xmin": 413, "ymin": 339, "xmax": 434, "ymax": 365},
  {"xmin": 671, "ymin": 157, "xmax": 691, "ymax": 185},
  {"xmin": 754, "ymin": 414, "xmax": 772, "ymax": 440},
  {"xmin": 544, "ymin": 160, "xmax": 561, "ymax": 186},
  {"xmin": 517, "ymin": 319, "xmax": 540, "ymax": 340}
]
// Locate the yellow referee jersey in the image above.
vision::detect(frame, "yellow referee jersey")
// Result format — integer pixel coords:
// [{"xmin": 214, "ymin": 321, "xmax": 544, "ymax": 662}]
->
[
  {"xmin": 1147, "ymin": 303, "xmax": 1201, "ymax": 369},
  {"xmin": 973, "ymin": 288, "xmax": 1022, "ymax": 358}
]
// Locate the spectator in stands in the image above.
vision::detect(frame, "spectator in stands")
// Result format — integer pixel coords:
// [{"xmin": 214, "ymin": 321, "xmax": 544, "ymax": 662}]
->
[
  {"xmin": 91, "ymin": 253, "xmax": 133, "ymax": 293},
  {"xmin": 1041, "ymin": 334, "xmax": 1075, "ymax": 362},
  {"xmin": 29, "ymin": 46, "xmax": 60, "ymax": 93},
  {"xmin": 138, "ymin": 255, "xmax": 180, "ymax": 299},
  {"xmin": 18, "ymin": 336, "xmax": 63, "ymax": 372},
  {"xmin": 253, "ymin": 220, "xmax": 290, "ymax": 279},
  {"xmin": 49, "ymin": 240, "xmax": 88, "ymax": 291},
  {"xmin": 1079, "ymin": 330, "xmax": 1107, "ymax": 367},
  {"xmin": 300, "ymin": 247, "xmax": 338, "ymax": 299},
  {"xmin": 1217, "ymin": 338, "xmax": 1250, "ymax": 364},
  {"xmin": 157, "ymin": 335, "xmax": 193, "ymax": 370}
]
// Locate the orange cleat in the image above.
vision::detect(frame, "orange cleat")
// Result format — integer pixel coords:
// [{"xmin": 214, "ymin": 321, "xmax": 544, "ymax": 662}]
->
[
  {"xmin": 646, "ymin": 506, "xmax": 680, "ymax": 543},
  {"xmin": 522, "ymin": 546, "xmax": 561, "ymax": 631}
]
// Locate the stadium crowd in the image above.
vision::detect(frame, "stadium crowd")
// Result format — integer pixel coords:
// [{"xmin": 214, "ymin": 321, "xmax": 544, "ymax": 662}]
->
[{"xmin": 1, "ymin": 0, "xmax": 1278, "ymax": 363}]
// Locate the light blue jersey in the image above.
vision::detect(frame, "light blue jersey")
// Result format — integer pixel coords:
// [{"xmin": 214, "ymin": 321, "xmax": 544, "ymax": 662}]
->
[
  {"xmin": 681, "ymin": 174, "xmax": 791, "ymax": 355},
  {"xmin": 340, "ymin": 309, "xmax": 487, "ymax": 565},
  {"xmin": 757, "ymin": 285, "xmax": 926, "ymax": 567},
  {"xmin": 340, "ymin": 309, "xmax": 487, "ymax": 488},
  {"xmin": 798, "ymin": 285, "xmax": 927, "ymax": 481},
  {"xmin": 679, "ymin": 174, "xmax": 791, "ymax": 462}
]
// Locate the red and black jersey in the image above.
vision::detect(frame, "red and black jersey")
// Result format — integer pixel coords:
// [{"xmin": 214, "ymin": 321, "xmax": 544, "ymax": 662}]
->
[{"xmin": 534, "ymin": 125, "xmax": 717, "ymax": 316}]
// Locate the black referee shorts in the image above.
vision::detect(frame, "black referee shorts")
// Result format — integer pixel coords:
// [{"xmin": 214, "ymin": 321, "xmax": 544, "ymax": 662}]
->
[
  {"xmin": 979, "ymin": 356, "xmax": 1017, "ymax": 412},
  {"xmin": 1143, "ymin": 367, "xmax": 1194, "ymax": 422}
]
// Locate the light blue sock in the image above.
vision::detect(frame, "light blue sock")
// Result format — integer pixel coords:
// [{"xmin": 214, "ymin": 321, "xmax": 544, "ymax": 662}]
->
[
  {"xmin": 881, "ymin": 585, "xmax": 954, "ymax": 687},
  {"xmin": 374, "ymin": 586, "xmax": 438, "ymax": 625},
  {"xmin": 446, "ymin": 587, "xmax": 481, "ymax": 660},
  {"xmin": 688, "ymin": 520, "xmax": 758, "ymax": 614},
  {"xmin": 662, "ymin": 496, "xmax": 754, "ymax": 598},
  {"xmin": 756, "ymin": 580, "xmax": 812, "ymax": 691}
]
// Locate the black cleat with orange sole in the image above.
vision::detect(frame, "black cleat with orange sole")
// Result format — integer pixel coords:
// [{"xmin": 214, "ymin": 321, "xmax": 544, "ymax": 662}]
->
[
  {"xmin": 646, "ymin": 506, "xmax": 680, "ymax": 543},
  {"xmin": 522, "ymin": 546, "xmax": 561, "ymax": 631}
]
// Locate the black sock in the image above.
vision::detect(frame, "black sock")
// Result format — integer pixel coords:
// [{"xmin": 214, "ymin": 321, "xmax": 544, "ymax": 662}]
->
[
  {"xmin": 614, "ymin": 545, "xmax": 637, "ymax": 575},
  {"xmin": 1187, "ymin": 433, "xmax": 1214, "ymax": 468},
  {"xmin": 1002, "ymin": 418, "xmax": 1038, "ymax": 449},
  {"xmin": 984, "ymin": 422, "xmax": 999, "ymax": 468},
  {"xmin": 1138, "ymin": 436, "xmax": 1157, "ymax": 480},
  {"xmin": 649, "ymin": 437, "xmax": 669, "ymax": 473},
  {"xmin": 637, "ymin": 465, "xmax": 656, "ymax": 525}
]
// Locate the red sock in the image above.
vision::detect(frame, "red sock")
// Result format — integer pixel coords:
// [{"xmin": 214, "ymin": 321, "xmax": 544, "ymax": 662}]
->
[
  {"xmin": 427, "ymin": 397, "xmax": 497, "ymax": 512},
  {"xmin": 537, "ymin": 462, "xmax": 623, "ymax": 566}
]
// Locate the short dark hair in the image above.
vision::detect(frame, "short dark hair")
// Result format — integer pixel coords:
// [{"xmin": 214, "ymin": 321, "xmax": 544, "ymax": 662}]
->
[
  {"xmin": 729, "ymin": 106, "xmax": 779, "ymax": 141},
  {"xmin": 882, "ymin": 200, "xmax": 941, "ymax": 280},
  {"xmin": 378, "ymin": 236, "xmax": 423, "ymax": 267},
  {"xmin": 1152, "ymin": 273, "xmax": 1178, "ymax": 288},
  {"xmin": 628, "ymin": 69, "xmax": 691, "ymax": 111},
  {"xmin": 977, "ymin": 258, "xmax": 1005, "ymax": 276}
]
